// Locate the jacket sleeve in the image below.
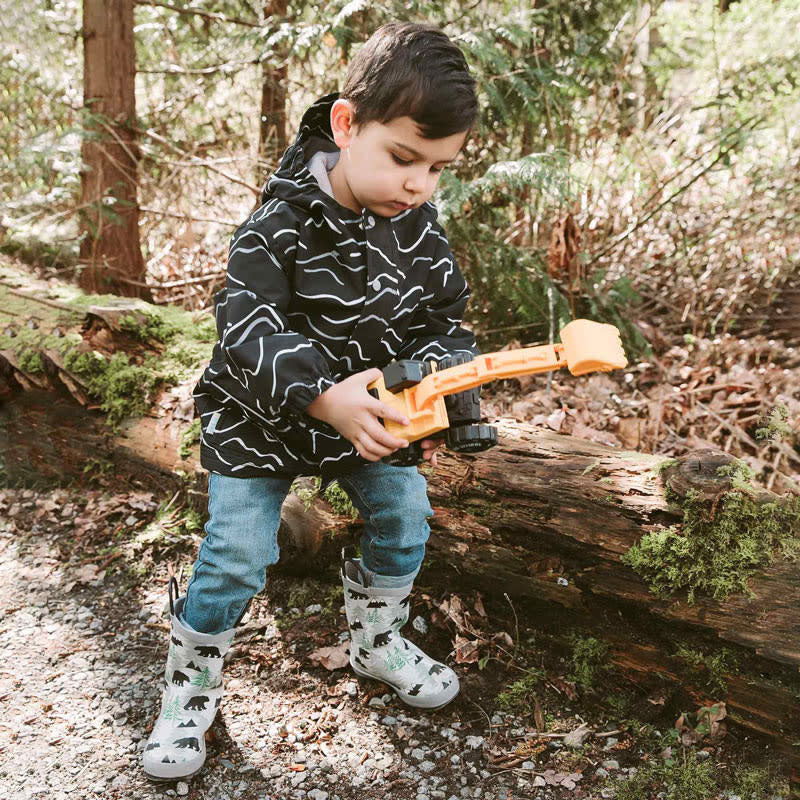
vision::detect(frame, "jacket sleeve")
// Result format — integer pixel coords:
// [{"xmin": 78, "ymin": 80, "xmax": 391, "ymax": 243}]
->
[
  {"xmin": 215, "ymin": 216, "xmax": 336, "ymax": 418},
  {"xmin": 395, "ymin": 224, "xmax": 479, "ymax": 364}
]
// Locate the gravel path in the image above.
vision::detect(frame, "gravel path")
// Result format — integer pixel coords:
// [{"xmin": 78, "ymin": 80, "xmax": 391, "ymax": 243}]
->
[{"xmin": 0, "ymin": 485, "xmax": 791, "ymax": 800}]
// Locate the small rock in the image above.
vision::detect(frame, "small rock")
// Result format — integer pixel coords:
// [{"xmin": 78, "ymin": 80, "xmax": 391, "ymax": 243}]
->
[
  {"xmin": 368, "ymin": 697, "xmax": 386, "ymax": 708},
  {"xmin": 603, "ymin": 737, "xmax": 619, "ymax": 750},
  {"xmin": 600, "ymin": 790, "xmax": 616, "ymax": 799},
  {"xmin": 595, "ymin": 767, "xmax": 609, "ymax": 778},
  {"xmin": 176, "ymin": 782, "xmax": 189, "ymax": 796},
  {"xmin": 602, "ymin": 759, "xmax": 620, "ymax": 770},
  {"xmin": 419, "ymin": 760, "xmax": 436, "ymax": 773},
  {"xmin": 381, "ymin": 716, "xmax": 398, "ymax": 726},
  {"xmin": 465, "ymin": 736, "xmax": 484, "ymax": 750},
  {"xmin": 520, "ymin": 761, "xmax": 535, "ymax": 770},
  {"xmin": 305, "ymin": 604, "xmax": 322, "ymax": 615},
  {"xmin": 563, "ymin": 723, "xmax": 592, "ymax": 748},
  {"xmin": 412, "ymin": 615, "xmax": 428, "ymax": 634},
  {"xmin": 343, "ymin": 681, "xmax": 358, "ymax": 697},
  {"xmin": 533, "ymin": 776, "xmax": 546, "ymax": 787},
  {"xmin": 307, "ymin": 791, "xmax": 329, "ymax": 800}
]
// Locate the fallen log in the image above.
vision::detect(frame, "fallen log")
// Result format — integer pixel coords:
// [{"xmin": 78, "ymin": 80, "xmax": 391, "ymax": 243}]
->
[{"xmin": 1, "ymin": 259, "xmax": 798, "ymax": 766}]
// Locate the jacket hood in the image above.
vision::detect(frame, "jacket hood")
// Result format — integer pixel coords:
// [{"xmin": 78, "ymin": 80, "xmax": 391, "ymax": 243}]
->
[
  {"xmin": 261, "ymin": 92, "xmax": 345, "ymax": 215},
  {"xmin": 262, "ymin": 92, "xmax": 437, "ymax": 229}
]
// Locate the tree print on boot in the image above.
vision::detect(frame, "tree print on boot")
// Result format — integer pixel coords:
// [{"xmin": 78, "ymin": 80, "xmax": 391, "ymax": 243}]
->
[
  {"xmin": 142, "ymin": 578, "xmax": 235, "ymax": 781},
  {"xmin": 340, "ymin": 547, "xmax": 460, "ymax": 710}
]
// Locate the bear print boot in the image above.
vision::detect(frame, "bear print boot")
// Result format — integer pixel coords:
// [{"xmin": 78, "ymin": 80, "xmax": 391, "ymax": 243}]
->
[
  {"xmin": 340, "ymin": 546, "xmax": 459, "ymax": 710},
  {"xmin": 142, "ymin": 578, "xmax": 235, "ymax": 781}
]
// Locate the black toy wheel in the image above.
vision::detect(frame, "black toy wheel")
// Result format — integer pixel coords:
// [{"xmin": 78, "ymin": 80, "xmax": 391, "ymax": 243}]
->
[
  {"xmin": 445, "ymin": 424, "xmax": 498, "ymax": 453},
  {"xmin": 382, "ymin": 441, "xmax": 425, "ymax": 467}
]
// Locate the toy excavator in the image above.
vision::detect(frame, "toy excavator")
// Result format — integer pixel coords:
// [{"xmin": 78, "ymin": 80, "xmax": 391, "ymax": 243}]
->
[{"xmin": 368, "ymin": 318, "xmax": 628, "ymax": 466}]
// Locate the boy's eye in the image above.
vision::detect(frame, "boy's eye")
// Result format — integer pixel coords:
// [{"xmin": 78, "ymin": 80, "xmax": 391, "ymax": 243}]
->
[{"xmin": 392, "ymin": 153, "xmax": 444, "ymax": 173}]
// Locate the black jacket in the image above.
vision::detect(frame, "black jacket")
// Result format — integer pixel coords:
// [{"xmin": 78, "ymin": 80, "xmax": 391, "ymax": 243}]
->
[{"xmin": 193, "ymin": 93, "xmax": 478, "ymax": 478}]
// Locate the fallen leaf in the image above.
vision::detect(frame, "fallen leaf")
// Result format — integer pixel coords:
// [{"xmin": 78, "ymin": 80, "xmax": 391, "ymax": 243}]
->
[
  {"xmin": 307, "ymin": 642, "xmax": 350, "ymax": 671},
  {"xmin": 453, "ymin": 635, "xmax": 480, "ymax": 664},
  {"xmin": 73, "ymin": 564, "xmax": 102, "ymax": 584}
]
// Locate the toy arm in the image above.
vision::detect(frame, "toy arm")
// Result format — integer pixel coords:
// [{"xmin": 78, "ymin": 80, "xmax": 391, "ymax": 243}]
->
[{"xmin": 412, "ymin": 320, "xmax": 627, "ymax": 410}]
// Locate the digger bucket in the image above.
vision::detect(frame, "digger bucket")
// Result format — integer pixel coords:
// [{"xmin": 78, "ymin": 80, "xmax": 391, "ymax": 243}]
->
[{"xmin": 558, "ymin": 319, "xmax": 628, "ymax": 376}]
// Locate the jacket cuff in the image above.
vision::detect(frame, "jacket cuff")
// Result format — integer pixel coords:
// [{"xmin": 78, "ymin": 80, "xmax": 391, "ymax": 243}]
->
[{"xmin": 284, "ymin": 376, "xmax": 336, "ymax": 423}]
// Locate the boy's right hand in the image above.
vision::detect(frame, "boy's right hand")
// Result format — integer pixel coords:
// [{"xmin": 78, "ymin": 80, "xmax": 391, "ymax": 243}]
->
[{"xmin": 305, "ymin": 368, "xmax": 411, "ymax": 461}]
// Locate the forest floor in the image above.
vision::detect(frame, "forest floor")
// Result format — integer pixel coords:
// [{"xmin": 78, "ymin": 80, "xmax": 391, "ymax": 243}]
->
[
  {"xmin": 1, "ymin": 253, "xmax": 799, "ymax": 799},
  {"xmin": 0, "ymin": 475, "xmax": 796, "ymax": 800}
]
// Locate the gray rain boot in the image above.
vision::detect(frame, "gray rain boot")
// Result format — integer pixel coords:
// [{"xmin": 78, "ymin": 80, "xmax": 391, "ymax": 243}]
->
[
  {"xmin": 340, "ymin": 546, "xmax": 460, "ymax": 710},
  {"xmin": 142, "ymin": 578, "xmax": 235, "ymax": 781}
]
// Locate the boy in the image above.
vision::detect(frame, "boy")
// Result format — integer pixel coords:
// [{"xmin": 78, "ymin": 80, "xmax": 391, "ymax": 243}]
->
[{"xmin": 143, "ymin": 22, "xmax": 479, "ymax": 781}]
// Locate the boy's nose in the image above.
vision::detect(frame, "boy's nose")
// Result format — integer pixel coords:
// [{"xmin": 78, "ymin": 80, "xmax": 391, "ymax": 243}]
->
[{"xmin": 404, "ymin": 168, "xmax": 428, "ymax": 194}]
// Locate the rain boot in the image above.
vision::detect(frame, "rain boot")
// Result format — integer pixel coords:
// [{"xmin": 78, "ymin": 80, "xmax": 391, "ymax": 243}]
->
[
  {"xmin": 340, "ymin": 546, "xmax": 459, "ymax": 710},
  {"xmin": 142, "ymin": 578, "xmax": 235, "ymax": 781}
]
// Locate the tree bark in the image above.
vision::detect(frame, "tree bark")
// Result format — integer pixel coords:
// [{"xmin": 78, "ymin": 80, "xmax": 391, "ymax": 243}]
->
[
  {"xmin": 79, "ymin": 0, "xmax": 148, "ymax": 299},
  {"xmin": 1, "ymin": 267, "xmax": 798, "ymax": 765},
  {"xmin": 257, "ymin": 0, "xmax": 288, "ymax": 186}
]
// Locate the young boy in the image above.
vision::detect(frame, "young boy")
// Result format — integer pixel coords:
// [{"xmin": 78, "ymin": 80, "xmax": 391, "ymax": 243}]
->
[{"xmin": 143, "ymin": 22, "xmax": 479, "ymax": 781}]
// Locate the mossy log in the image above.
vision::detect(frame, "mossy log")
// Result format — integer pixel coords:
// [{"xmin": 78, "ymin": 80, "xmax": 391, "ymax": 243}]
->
[{"xmin": 1, "ymin": 261, "xmax": 799, "ymax": 765}]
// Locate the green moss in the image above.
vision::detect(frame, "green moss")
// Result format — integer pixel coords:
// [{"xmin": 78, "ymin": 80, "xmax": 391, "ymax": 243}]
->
[
  {"xmin": 728, "ymin": 764, "xmax": 788, "ymax": 799},
  {"xmin": 568, "ymin": 633, "xmax": 610, "ymax": 689},
  {"xmin": 291, "ymin": 477, "xmax": 358, "ymax": 520},
  {"xmin": 323, "ymin": 480, "xmax": 358, "ymax": 520},
  {"xmin": 496, "ymin": 668, "xmax": 546, "ymax": 713},
  {"xmin": 17, "ymin": 349, "xmax": 44, "ymax": 373},
  {"xmin": 622, "ymin": 460, "xmax": 800, "ymax": 603},
  {"xmin": 61, "ymin": 349, "xmax": 162, "ymax": 430},
  {"xmin": 608, "ymin": 748, "xmax": 717, "ymax": 800},
  {"xmin": 755, "ymin": 404, "xmax": 793, "ymax": 443},
  {"xmin": 179, "ymin": 419, "xmax": 202, "ymax": 459},
  {"xmin": 674, "ymin": 645, "xmax": 739, "ymax": 695},
  {"xmin": 118, "ymin": 310, "xmax": 180, "ymax": 344}
]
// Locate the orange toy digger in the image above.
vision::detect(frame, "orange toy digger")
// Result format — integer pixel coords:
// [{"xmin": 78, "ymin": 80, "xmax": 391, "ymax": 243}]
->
[{"xmin": 368, "ymin": 318, "xmax": 628, "ymax": 466}]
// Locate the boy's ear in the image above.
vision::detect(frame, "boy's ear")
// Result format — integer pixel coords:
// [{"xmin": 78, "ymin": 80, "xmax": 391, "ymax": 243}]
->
[{"xmin": 330, "ymin": 99, "xmax": 357, "ymax": 148}]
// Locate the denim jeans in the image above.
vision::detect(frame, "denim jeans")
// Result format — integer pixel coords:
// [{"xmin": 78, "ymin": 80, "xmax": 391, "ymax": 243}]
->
[{"xmin": 181, "ymin": 462, "xmax": 434, "ymax": 634}]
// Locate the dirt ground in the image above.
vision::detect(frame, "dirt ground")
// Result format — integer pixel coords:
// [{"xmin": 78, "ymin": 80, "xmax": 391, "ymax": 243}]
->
[{"xmin": 0, "ymin": 480, "xmax": 796, "ymax": 800}]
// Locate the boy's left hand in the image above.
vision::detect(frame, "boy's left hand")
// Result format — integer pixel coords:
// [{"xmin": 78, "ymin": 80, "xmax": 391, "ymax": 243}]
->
[{"xmin": 420, "ymin": 437, "xmax": 445, "ymax": 467}]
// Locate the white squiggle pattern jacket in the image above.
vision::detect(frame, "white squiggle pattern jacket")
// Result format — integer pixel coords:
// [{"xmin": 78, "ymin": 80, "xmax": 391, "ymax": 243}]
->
[{"xmin": 193, "ymin": 92, "xmax": 478, "ymax": 478}]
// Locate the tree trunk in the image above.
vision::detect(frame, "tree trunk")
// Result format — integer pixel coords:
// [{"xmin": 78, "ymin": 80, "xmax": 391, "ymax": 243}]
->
[
  {"xmin": 79, "ymin": 0, "xmax": 148, "ymax": 300},
  {"xmin": 257, "ymin": 0, "xmax": 288, "ymax": 186},
  {"xmin": 1, "ymin": 265, "xmax": 799, "ymax": 766}
]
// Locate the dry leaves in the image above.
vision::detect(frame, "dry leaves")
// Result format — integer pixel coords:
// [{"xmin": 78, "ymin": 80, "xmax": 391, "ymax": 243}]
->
[{"xmin": 307, "ymin": 642, "xmax": 350, "ymax": 671}]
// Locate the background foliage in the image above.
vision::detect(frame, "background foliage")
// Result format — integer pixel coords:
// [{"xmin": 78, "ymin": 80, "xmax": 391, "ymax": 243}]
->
[{"xmin": 2, "ymin": 0, "xmax": 798, "ymax": 355}]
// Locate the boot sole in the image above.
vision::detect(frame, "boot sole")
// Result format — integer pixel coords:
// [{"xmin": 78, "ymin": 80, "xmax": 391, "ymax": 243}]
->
[
  {"xmin": 351, "ymin": 661, "xmax": 460, "ymax": 710},
  {"xmin": 144, "ymin": 762, "xmax": 205, "ymax": 783}
]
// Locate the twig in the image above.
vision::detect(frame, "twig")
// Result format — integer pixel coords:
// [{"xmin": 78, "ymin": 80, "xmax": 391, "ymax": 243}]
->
[
  {"xmin": 135, "ymin": 0, "xmax": 262, "ymax": 27},
  {"xmin": 586, "ymin": 115, "xmax": 765, "ymax": 267},
  {"xmin": 139, "ymin": 206, "xmax": 239, "ymax": 227},
  {"xmin": 503, "ymin": 592, "xmax": 520, "ymax": 661}
]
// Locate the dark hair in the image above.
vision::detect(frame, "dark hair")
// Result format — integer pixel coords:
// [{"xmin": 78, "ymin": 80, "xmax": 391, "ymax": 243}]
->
[{"xmin": 341, "ymin": 22, "xmax": 478, "ymax": 139}]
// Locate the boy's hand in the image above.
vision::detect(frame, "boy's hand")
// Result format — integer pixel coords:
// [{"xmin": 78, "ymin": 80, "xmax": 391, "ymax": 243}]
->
[
  {"xmin": 306, "ymin": 368, "xmax": 411, "ymax": 461},
  {"xmin": 420, "ymin": 437, "xmax": 445, "ymax": 468}
]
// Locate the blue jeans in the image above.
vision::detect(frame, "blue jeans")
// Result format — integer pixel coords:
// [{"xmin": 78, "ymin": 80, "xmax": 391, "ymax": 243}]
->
[{"xmin": 182, "ymin": 462, "xmax": 434, "ymax": 634}]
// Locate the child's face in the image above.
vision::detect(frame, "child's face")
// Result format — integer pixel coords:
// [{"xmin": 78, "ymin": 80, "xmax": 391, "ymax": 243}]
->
[{"xmin": 329, "ymin": 99, "xmax": 467, "ymax": 218}]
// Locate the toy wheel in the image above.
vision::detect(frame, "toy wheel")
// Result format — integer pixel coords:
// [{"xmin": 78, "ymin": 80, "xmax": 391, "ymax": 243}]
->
[
  {"xmin": 383, "ymin": 441, "xmax": 424, "ymax": 467},
  {"xmin": 446, "ymin": 424, "xmax": 497, "ymax": 453}
]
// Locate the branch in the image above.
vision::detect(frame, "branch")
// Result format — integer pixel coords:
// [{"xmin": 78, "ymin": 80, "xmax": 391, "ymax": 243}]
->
[
  {"xmin": 586, "ymin": 115, "xmax": 764, "ymax": 267},
  {"xmin": 135, "ymin": 0, "xmax": 262, "ymax": 28},
  {"xmin": 138, "ymin": 59, "xmax": 257, "ymax": 76},
  {"xmin": 138, "ymin": 207, "xmax": 239, "ymax": 227},
  {"xmin": 137, "ymin": 126, "xmax": 261, "ymax": 196}
]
